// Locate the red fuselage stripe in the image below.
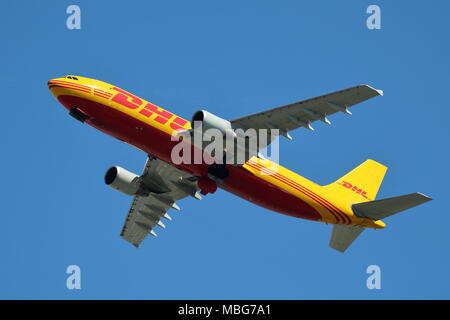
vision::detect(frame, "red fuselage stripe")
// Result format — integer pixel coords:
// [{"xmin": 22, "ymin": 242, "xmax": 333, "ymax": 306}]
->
[
  {"xmin": 94, "ymin": 92, "xmax": 111, "ymax": 99},
  {"xmin": 247, "ymin": 161, "xmax": 350, "ymax": 224},
  {"xmin": 49, "ymin": 84, "xmax": 91, "ymax": 94},
  {"xmin": 249, "ymin": 161, "xmax": 351, "ymax": 224},
  {"xmin": 51, "ymin": 80, "xmax": 91, "ymax": 90},
  {"xmin": 246, "ymin": 163, "xmax": 343, "ymax": 224},
  {"xmin": 94, "ymin": 89, "xmax": 112, "ymax": 96},
  {"xmin": 253, "ymin": 161, "xmax": 351, "ymax": 224}
]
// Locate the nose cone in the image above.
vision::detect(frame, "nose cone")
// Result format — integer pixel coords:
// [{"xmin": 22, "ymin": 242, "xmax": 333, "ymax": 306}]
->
[
  {"xmin": 47, "ymin": 76, "xmax": 91, "ymax": 100},
  {"xmin": 47, "ymin": 78, "xmax": 64, "ymax": 98}
]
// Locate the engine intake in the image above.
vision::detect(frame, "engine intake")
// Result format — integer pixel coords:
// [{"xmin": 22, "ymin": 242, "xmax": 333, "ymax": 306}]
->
[
  {"xmin": 192, "ymin": 110, "xmax": 234, "ymax": 136},
  {"xmin": 104, "ymin": 166, "xmax": 141, "ymax": 196}
]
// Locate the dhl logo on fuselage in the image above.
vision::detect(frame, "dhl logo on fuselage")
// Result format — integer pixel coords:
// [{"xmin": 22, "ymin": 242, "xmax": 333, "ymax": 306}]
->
[
  {"xmin": 49, "ymin": 78, "xmax": 191, "ymax": 134},
  {"xmin": 111, "ymin": 87, "xmax": 189, "ymax": 132},
  {"xmin": 337, "ymin": 180, "xmax": 371, "ymax": 200}
]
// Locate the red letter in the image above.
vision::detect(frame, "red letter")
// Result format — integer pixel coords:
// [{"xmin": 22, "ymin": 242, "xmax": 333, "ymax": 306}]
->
[
  {"xmin": 170, "ymin": 117, "xmax": 188, "ymax": 131},
  {"xmin": 142, "ymin": 102, "xmax": 173, "ymax": 124},
  {"xmin": 342, "ymin": 181, "xmax": 352, "ymax": 189},
  {"xmin": 112, "ymin": 87, "xmax": 143, "ymax": 109}
]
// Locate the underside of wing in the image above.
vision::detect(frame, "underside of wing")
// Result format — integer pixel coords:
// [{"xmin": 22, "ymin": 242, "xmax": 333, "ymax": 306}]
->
[
  {"xmin": 230, "ymin": 85, "xmax": 383, "ymax": 149},
  {"xmin": 119, "ymin": 156, "xmax": 201, "ymax": 247}
]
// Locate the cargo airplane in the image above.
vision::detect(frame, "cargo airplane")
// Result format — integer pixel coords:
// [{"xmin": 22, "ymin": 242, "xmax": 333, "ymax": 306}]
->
[{"xmin": 48, "ymin": 75, "xmax": 431, "ymax": 252}]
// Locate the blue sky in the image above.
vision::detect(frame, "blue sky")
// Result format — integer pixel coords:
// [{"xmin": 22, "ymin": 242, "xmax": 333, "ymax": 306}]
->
[{"xmin": 1, "ymin": 0, "xmax": 449, "ymax": 299}]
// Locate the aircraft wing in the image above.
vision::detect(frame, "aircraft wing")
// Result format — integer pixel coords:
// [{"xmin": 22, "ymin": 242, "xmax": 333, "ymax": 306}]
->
[
  {"xmin": 120, "ymin": 156, "xmax": 201, "ymax": 247},
  {"xmin": 230, "ymin": 85, "xmax": 383, "ymax": 149}
]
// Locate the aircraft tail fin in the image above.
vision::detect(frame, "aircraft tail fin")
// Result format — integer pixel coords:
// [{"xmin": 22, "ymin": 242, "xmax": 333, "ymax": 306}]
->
[
  {"xmin": 329, "ymin": 225, "xmax": 365, "ymax": 252},
  {"xmin": 326, "ymin": 160, "xmax": 432, "ymax": 253},
  {"xmin": 324, "ymin": 159, "xmax": 388, "ymax": 204},
  {"xmin": 352, "ymin": 192, "xmax": 432, "ymax": 220}
]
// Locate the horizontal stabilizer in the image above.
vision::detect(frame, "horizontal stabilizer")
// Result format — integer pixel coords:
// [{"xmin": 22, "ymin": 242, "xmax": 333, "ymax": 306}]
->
[
  {"xmin": 352, "ymin": 192, "xmax": 432, "ymax": 221},
  {"xmin": 329, "ymin": 225, "xmax": 365, "ymax": 252}
]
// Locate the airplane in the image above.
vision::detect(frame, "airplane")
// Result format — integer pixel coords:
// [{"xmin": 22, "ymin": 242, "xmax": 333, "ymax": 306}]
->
[{"xmin": 48, "ymin": 75, "xmax": 432, "ymax": 252}]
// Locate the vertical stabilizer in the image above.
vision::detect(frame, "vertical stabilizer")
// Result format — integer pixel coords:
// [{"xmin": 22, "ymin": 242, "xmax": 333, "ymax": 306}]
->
[{"xmin": 324, "ymin": 159, "xmax": 387, "ymax": 204}]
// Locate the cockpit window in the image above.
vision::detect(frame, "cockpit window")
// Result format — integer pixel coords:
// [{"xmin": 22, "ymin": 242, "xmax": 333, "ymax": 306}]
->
[{"xmin": 65, "ymin": 76, "xmax": 79, "ymax": 80}]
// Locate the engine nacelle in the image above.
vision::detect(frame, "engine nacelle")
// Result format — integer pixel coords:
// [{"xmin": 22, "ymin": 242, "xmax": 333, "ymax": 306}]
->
[
  {"xmin": 104, "ymin": 166, "xmax": 141, "ymax": 196},
  {"xmin": 192, "ymin": 110, "xmax": 235, "ymax": 137}
]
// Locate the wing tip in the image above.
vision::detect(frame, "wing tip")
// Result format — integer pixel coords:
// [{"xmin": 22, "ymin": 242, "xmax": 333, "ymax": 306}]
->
[
  {"xmin": 329, "ymin": 243, "xmax": 347, "ymax": 253},
  {"xmin": 362, "ymin": 84, "xmax": 384, "ymax": 96},
  {"xmin": 416, "ymin": 192, "xmax": 433, "ymax": 202}
]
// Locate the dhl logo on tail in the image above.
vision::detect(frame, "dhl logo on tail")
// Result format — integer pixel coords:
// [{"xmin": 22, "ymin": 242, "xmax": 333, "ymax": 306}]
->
[{"xmin": 337, "ymin": 181, "xmax": 370, "ymax": 200}]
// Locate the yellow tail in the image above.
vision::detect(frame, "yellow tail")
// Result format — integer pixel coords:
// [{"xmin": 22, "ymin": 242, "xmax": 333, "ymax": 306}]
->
[{"xmin": 324, "ymin": 159, "xmax": 388, "ymax": 204}]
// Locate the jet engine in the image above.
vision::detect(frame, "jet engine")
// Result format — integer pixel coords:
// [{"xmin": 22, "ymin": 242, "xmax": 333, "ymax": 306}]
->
[
  {"xmin": 104, "ymin": 166, "xmax": 142, "ymax": 196},
  {"xmin": 191, "ymin": 110, "xmax": 236, "ymax": 137},
  {"xmin": 191, "ymin": 110, "xmax": 236, "ymax": 175}
]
